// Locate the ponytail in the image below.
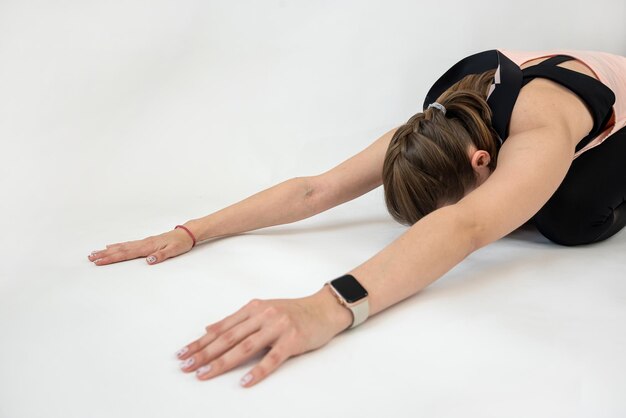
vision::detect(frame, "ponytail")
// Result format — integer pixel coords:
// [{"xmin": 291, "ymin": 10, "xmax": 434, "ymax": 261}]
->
[{"xmin": 382, "ymin": 69, "xmax": 499, "ymax": 225}]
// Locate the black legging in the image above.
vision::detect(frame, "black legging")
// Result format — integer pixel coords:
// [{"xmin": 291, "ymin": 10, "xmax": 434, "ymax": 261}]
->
[{"xmin": 533, "ymin": 126, "xmax": 626, "ymax": 246}]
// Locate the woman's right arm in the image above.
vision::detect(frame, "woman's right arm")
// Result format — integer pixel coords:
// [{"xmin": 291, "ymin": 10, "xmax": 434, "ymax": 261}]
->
[{"xmin": 88, "ymin": 126, "xmax": 399, "ymax": 266}]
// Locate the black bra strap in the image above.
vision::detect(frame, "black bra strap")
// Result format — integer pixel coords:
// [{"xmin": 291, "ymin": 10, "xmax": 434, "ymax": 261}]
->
[
  {"xmin": 423, "ymin": 50, "xmax": 499, "ymax": 108},
  {"xmin": 521, "ymin": 56, "xmax": 615, "ymax": 151},
  {"xmin": 423, "ymin": 49, "xmax": 522, "ymax": 142},
  {"xmin": 531, "ymin": 55, "xmax": 575, "ymax": 67},
  {"xmin": 422, "ymin": 51, "xmax": 616, "ymax": 152}
]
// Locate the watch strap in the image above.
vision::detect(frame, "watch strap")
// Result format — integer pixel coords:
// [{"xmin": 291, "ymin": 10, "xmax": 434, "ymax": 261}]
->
[{"xmin": 349, "ymin": 297, "xmax": 369, "ymax": 328}]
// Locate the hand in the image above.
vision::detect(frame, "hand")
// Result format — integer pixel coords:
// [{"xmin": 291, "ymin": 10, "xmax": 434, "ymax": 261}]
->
[
  {"xmin": 175, "ymin": 286, "xmax": 353, "ymax": 387},
  {"xmin": 87, "ymin": 227, "xmax": 195, "ymax": 266}
]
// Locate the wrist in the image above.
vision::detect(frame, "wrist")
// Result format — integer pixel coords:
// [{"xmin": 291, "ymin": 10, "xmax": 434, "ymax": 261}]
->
[
  {"xmin": 182, "ymin": 218, "xmax": 217, "ymax": 243},
  {"xmin": 310, "ymin": 285, "xmax": 353, "ymax": 335},
  {"xmin": 175, "ymin": 224, "xmax": 197, "ymax": 247}
]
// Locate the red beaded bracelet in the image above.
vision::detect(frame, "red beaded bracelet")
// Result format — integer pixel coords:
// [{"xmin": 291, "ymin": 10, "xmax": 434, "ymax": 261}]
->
[{"xmin": 175, "ymin": 225, "xmax": 197, "ymax": 247}]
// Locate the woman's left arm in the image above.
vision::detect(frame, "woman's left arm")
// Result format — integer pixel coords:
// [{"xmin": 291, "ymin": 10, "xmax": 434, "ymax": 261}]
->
[{"xmin": 176, "ymin": 125, "xmax": 576, "ymax": 388}]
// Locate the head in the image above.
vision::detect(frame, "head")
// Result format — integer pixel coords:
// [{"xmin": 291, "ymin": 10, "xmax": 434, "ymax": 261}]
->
[{"xmin": 382, "ymin": 70, "xmax": 500, "ymax": 226}]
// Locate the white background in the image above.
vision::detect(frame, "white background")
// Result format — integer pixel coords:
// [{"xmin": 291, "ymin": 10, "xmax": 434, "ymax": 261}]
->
[{"xmin": 1, "ymin": 1, "xmax": 625, "ymax": 417}]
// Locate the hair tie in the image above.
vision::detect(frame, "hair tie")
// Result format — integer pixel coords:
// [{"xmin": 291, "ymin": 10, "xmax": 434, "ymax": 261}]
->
[
  {"xmin": 427, "ymin": 102, "xmax": 446, "ymax": 115},
  {"xmin": 175, "ymin": 225, "xmax": 197, "ymax": 247}
]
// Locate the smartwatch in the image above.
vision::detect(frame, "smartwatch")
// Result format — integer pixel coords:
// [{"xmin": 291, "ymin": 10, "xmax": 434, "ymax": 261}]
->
[{"xmin": 325, "ymin": 274, "xmax": 370, "ymax": 329}]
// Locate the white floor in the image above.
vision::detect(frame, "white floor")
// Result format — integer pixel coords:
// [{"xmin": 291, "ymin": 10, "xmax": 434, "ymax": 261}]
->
[{"xmin": 1, "ymin": 1, "xmax": 625, "ymax": 418}]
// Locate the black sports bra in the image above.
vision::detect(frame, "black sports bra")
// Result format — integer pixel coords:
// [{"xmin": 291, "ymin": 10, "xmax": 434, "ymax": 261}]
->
[{"xmin": 423, "ymin": 50, "xmax": 616, "ymax": 152}]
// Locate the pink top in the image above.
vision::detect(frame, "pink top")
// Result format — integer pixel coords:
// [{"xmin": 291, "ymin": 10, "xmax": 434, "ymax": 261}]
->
[{"xmin": 498, "ymin": 48, "xmax": 626, "ymax": 158}]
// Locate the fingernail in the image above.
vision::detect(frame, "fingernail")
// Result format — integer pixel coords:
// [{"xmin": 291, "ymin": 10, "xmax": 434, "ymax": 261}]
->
[
  {"xmin": 180, "ymin": 358, "xmax": 195, "ymax": 369},
  {"xmin": 147, "ymin": 256, "xmax": 157, "ymax": 264},
  {"xmin": 175, "ymin": 347, "xmax": 189, "ymax": 358},
  {"xmin": 196, "ymin": 365, "xmax": 212, "ymax": 376},
  {"xmin": 91, "ymin": 251, "xmax": 98, "ymax": 255},
  {"xmin": 240, "ymin": 373, "xmax": 253, "ymax": 386}
]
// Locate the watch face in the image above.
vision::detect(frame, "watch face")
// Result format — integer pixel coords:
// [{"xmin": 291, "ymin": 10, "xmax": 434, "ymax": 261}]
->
[{"xmin": 331, "ymin": 275, "xmax": 368, "ymax": 303}]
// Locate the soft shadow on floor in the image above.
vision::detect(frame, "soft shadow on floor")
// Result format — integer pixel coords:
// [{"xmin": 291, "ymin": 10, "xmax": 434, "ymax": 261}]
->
[
  {"xmin": 503, "ymin": 221, "xmax": 552, "ymax": 245},
  {"xmin": 246, "ymin": 217, "xmax": 399, "ymax": 236}
]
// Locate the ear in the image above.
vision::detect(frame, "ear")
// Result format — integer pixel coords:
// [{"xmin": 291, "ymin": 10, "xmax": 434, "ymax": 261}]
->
[
  {"xmin": 470, "ymin": 150, "xmax": 491, "ymax": 171},
  {"xmin": 469, "ymin": 150, "xmax": 492, "ymax": 188}
]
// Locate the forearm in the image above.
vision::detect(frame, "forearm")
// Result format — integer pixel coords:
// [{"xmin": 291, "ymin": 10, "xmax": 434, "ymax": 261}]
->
[
  {"xmin": 349, "ymin": 205, "xmax": 477, "ymax": 317},
  {"xmin": 183, "ymin": 177, "xmax": 320, "ymax": 242}
]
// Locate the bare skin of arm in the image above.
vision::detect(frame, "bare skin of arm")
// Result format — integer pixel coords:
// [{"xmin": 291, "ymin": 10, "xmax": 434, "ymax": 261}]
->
[
  {"xmin": 176, "ymin": 75, "xmax": 594, "ymax": 388},
  {"xmin": 88, "ymin": 126, "xmax": 398, "ymax": 265},
  {"xmin": 347, "ymin": 75, "xmax": 595, "ymax": 317},
  {"xmin": 90, "ymin": 54, "xmax": 595, "ymax": 266}
]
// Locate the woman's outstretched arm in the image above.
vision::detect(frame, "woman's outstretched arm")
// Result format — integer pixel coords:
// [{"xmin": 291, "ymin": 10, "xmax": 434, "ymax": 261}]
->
[
  {"xmin": 178, "ymin": 126, "xmax": 575, "ymax": 387},
  {"xmin": 177, "ymin": 97, "xmax": 584, "ymax": 387},
  {"xmin": 182, "ymin": 127, "xmax": 398, "ymax": 242},
  {"xmin": 88, "ymin": 127, "xmax": 398, "ymax": 266},
  {"xmin": 347, "ymin": 125, "xmax": 576, "ymax": 316}
]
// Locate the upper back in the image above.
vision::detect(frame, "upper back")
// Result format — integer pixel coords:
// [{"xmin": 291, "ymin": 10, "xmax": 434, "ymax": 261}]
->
[
  {"xmin": 424, "ymin": 49, "xmax": 621, "ymax": 158},
  {"xmin": 509, "ymin": 54, "xmax": 611, "ymax": 149}
]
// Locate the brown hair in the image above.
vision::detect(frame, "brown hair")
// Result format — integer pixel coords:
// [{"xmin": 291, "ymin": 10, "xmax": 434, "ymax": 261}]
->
[{"xmin": 382, "ymin": 70, "xmax": 499, "ymax": 226}]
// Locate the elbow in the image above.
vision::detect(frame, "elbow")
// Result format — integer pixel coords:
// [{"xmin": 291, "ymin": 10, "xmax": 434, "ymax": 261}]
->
[
  {"xmin": 460, "ymin": 209, "xmax": 492, "ymax": 252},
  {"xmin": 439, "ymin": 205, "xmax": 488, "ymax": 254},
  {"xmin": 294, "ymin": 175, "xmax": 324, "ymax": 215},
  {"xmin": 469, "ymin": 222, "xmax": 490, "ymax": 252},
  {"xmin": 294, "ymin": 176, "xmax": 316, "ymax": 198}
]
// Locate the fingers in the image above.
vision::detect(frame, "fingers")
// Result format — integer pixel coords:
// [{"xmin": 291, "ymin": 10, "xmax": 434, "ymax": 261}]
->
[
  {"xmin": 180, "ymin": 318, "xmax": 263, "ymax": 375},
  {"xmin": 176, "ymin": 304, "xmax": 254, "ymax": 361},
  {"xmin": 87, "ymin": 243, "xmax": 148, "ymax": 266},
  {"xmin": 240, "ymin": 342, "xmax": 291, "ymax": 388},
  {"xmin": 88, "ymin": 247, "xmax": 142, "ymax": 266},
  {"xmin": 197, "ymin": 332, "xmax": 285, "ymax": 385},
  {"xmin": 177, "ymin": 299, "xmax": 306, "ymax": 388},
  {"xmin": 88, "ymin": 230, "xmax": 193, "ymax": 266}
]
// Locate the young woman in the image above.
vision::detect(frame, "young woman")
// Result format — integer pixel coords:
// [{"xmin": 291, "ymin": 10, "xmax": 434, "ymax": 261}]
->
[{"xmin": 87, "ymin": 48, "xmax": 626, "ymax": 388}]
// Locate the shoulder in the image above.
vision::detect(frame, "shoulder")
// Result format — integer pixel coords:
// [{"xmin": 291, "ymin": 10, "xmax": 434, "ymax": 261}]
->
[
  {"xmin": 508, "ymin": 76, "xmax": 593, "ymax": 149},
  {"xmin": 456, "ymin": 125, "xmax": 575, "ymax": 248}
]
